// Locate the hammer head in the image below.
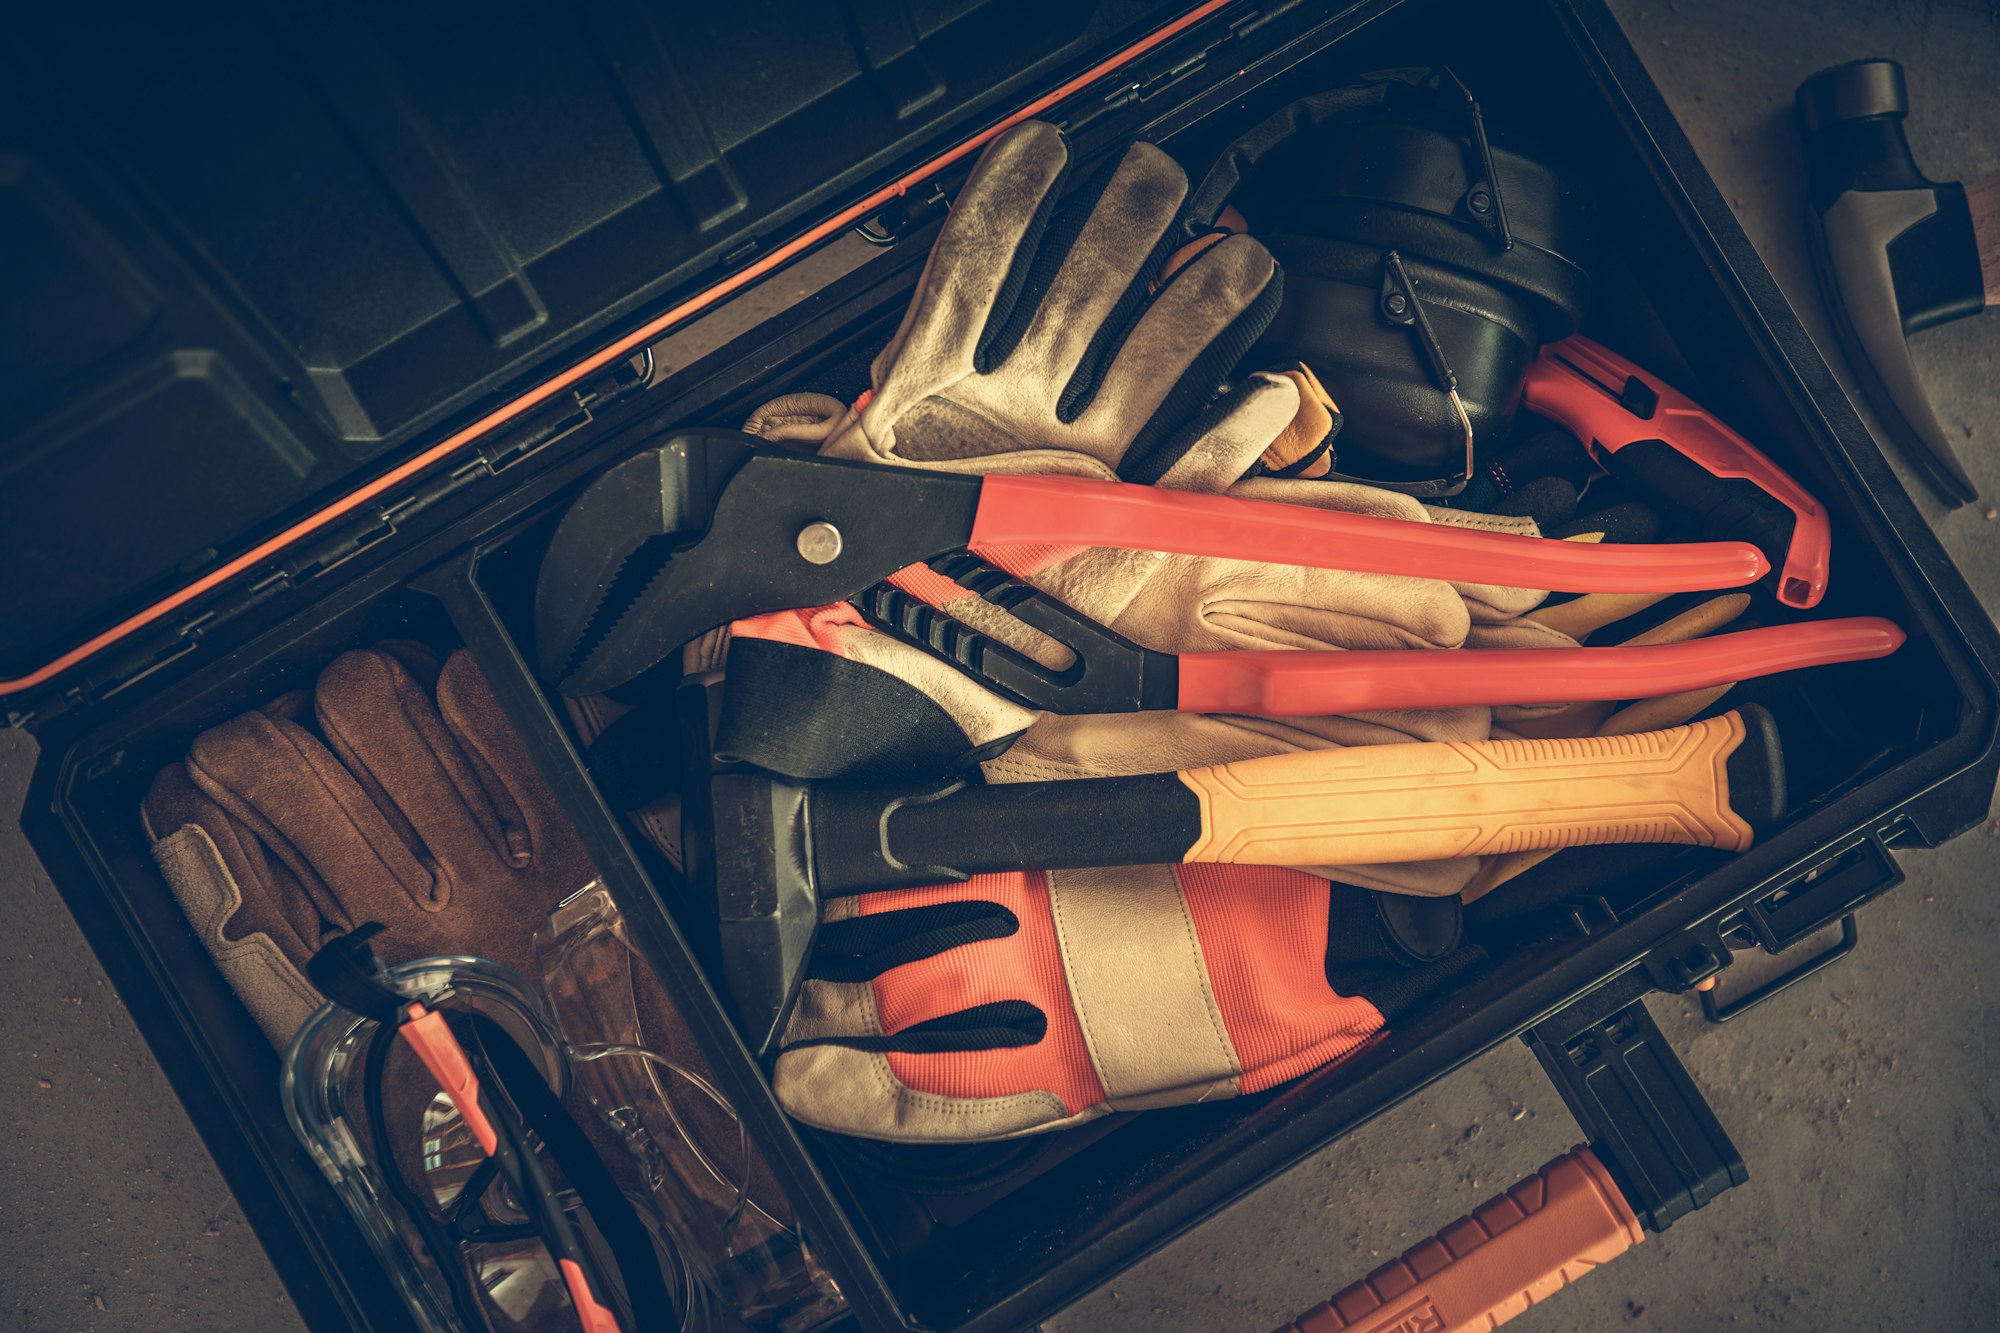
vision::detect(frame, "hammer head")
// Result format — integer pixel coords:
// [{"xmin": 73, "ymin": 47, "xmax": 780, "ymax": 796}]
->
[
  {"xmin": 657, "ymin": 669, "xmax": 820, "ymax": 1057},
  {"xmin": 1798, "ymin": 59, "xmax": 1986, "ymax": 505},
  {"xmin": 693, "ymin": 770, "xmax": 822, "ymax": 1057}
]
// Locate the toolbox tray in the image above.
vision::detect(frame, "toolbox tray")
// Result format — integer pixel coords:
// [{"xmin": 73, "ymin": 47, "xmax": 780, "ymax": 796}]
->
[{"xmin": 11, "ymin": 2, "xmax": 1999, "ymax": 1330}]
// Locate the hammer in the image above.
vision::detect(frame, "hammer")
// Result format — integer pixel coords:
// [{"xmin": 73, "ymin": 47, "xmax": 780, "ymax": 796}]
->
[
  {"xmin": 694, "ymin": 706, "xmax": 1785, "ymax": 1052},
  {"xmin": 1798, "ymin": 58, "xmax": 1998, "ymax": 506}
]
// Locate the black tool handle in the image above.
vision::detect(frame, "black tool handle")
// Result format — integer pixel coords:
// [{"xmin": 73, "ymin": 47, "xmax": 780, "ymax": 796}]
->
[{"xmin": 808, "ymin": 773, "xmax": 1197, "ymax": 894}]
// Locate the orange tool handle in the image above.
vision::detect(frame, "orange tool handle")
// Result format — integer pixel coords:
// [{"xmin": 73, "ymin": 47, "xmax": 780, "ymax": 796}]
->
[
  {"xmin": 1523, "ymin": 334, "xmax": 1831, "ymax": 609},
  {"xmin": 1276, "ymin": 1147, "xmax": 1643, "ymax": 1333},
  {"xmin": 969, "ymin": 473, "xmax": 1770, "ymax": 593},
  {"xmin": 1173, "ymin": 616, "xmax": 1902, "ymax": 715},
  {"xmin": 559, "ymin": 1258, "xmax": 625, "ymax": 1333},
  {"xmin": 1178, "ymin": 710, "xmax": 1764, "ymax": 867},
  {"xmin": 398, "ymin": 1003, "xmax": 498, "ymax": 1157}
]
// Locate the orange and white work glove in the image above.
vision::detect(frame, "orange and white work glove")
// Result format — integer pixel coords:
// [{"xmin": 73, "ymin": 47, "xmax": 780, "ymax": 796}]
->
[{"xmin": 773, "ymin": 864, "xmax": 1484, "ymax": 1143}]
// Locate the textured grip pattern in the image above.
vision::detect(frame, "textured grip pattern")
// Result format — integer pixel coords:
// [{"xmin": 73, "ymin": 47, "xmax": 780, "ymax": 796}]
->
[
  {"xmin": 1179, "ymin": 712, "xmax": 1753, "ymax": 867},
  {"xmin": 1276, "ymin": 1148, "xmax": 1643, "ymax": 1333}
]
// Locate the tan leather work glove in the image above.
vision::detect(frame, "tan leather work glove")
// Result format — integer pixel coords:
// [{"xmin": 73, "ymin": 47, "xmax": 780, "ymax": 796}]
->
[
  {"xmin": 142, "ymin": 644, "xmax": 596, "ymax": 1045},
  {"xmin": 818, "ymin": 119, "xmax": 1284, "ymax": 481}
]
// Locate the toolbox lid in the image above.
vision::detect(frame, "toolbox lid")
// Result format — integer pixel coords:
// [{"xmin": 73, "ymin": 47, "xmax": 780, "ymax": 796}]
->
[{"xmin": 0, "ymin": 0, "xmax": 1188, "ymax": 695}]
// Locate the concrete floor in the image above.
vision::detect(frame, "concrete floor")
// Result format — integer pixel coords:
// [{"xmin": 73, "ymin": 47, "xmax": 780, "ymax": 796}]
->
[{"xmin": 2, "ymin": 1, "xmax": 1996, "ymax": 1330}]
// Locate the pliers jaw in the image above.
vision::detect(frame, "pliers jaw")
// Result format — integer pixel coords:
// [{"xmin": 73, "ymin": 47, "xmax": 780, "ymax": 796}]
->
[
  {"xmin": 535, "ymin": 431, "xmax": 983, "ymax": 696},
  {"xmin": 535, "ymin": 432, "xmax": 750, "ymax": 694}
]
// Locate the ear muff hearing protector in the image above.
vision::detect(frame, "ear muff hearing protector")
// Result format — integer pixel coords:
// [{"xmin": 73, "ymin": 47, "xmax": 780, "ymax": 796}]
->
[{"xmin": 1188, "ymin": 69, "xmax": 1598, "ymax": 496}]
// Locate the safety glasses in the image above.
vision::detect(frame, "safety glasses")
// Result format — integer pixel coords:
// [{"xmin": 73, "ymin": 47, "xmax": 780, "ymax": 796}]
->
[{"xmin": 284, "ymin": 892, "xmax": 846, "ymax": 1333}]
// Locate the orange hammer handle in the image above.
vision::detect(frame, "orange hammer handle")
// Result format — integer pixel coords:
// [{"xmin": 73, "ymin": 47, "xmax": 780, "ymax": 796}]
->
[
  {"xmin": 1276, "ymin": 1147, "xmax": 1643, "ymax": 1333},
  {"xmin": 1179, "ymin": 710, "xmax": 1760, "ymax": 867}
]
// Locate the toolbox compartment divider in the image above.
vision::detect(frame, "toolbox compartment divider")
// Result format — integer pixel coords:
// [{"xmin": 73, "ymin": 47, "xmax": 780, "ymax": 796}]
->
[{"xmin": 413, "ymin": 548, "xmax": 913, "ymax": 1331}]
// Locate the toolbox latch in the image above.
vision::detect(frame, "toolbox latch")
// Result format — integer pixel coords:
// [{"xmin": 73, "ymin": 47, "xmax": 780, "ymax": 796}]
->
[
  {"xmin": 1700, "ymin": 914, "xmax": 1859, "ymax": 1024},
  {"xmin": 1671, "ymin": 832, "xmax": 1897, "ymax": 1023},
  {"xmin": 1638, "ymin": 916, "xmax": 1732, "ymax": 994},
  {"xmin": 1525, "ymin": 996, "xmax": 1746, "ymax": 1232},
  {"xmin": 1638, "ymin": 832, "xmax": 1900, "ymax": 1000},
  {"xmin": 1732, "ymin": 833, "xmax": 1901, "ymax": 952}
]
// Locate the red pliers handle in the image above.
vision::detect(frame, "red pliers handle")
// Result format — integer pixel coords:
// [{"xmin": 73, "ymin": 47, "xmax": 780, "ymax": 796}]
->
[{"xmin": 1174, "ymin": 618, "xmax": 1903, "ymax": 715}]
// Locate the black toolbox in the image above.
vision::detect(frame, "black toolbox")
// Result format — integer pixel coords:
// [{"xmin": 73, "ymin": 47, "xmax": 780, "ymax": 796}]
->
[{"xmin": 6, "ymin": 2, "xmax": 1997, "ymax": 1329}]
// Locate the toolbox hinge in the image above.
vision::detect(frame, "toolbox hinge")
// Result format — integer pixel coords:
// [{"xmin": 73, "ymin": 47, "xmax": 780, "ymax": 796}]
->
[
  {"xmin": 1525, "ymin": 994, "xmax": 1746, "ymax": 1232},
  {"xmin": 1055, "ymin": 10, "xmax": 1247, "ymax": 136},
  {"xmin": 851, "ymin": 2, "xmax": 1303, "ymax": 245},
  {"xmin": 9, "ymin": 356, "xmax": 650, "ymax": 732},
  {"xmin": 268, "ymin": 355, "xmax": 650, "ymax": 591},
  {"xmin": 854, "ymin": 181, "xmax": 951, "ymax": 247},
  {"xmin": 452, "ymin": 349, "xmax": 652, "ymax": 482}
]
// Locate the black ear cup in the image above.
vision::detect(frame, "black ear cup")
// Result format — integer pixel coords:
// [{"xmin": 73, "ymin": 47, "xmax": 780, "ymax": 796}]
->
[{"xmin": 1199, "ymin": 79, "xmax": 1597, "ymax": 495}]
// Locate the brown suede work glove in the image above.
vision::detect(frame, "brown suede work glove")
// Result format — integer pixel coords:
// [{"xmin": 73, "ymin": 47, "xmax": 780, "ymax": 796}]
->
[{"xmin": 142, "ymin": 644, "xmax": 595, "ymax": 1046}]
